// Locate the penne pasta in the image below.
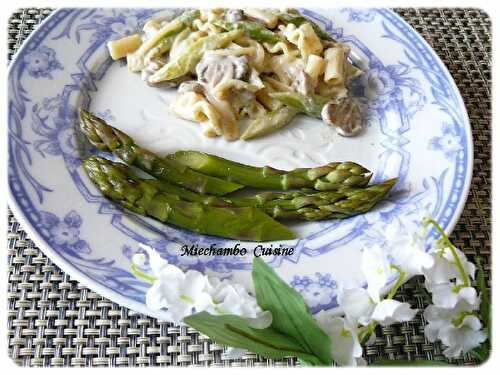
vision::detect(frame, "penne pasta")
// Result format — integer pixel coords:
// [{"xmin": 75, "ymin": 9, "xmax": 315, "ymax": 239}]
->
[
  {"xmin": 323, "ymin": 46, "xmax": 345, "ymax": 85},
  {"xmin": 305, "ymin": 54, "xmax": 326, "ymax": 89},
  {"xmin": 107, "ymin": 34, "xmax": 142, "ymax": 60},
  {"xmin": 282, "ymin": 23, "xmax": 323, "ymax": 59}
]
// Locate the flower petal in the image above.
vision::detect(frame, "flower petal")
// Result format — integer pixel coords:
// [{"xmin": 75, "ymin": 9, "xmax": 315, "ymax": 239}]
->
[
  {"xmin": 330, "ymin": 317, "xmax": 363, "ymax": 366},
  {"xmin": 338, "ymin": 287, "xmax": 374, "ymax": 326},
  {"xmin": 371, "ymin": 299, "xmax": 417, "ymax": 326},
  {"xmin": 424, "ymin": 322, "xmax": 442, "ymax": 342},
  {"xmin": 246, "ymin": 311, "xmax": 273, "ymax": 329},
  {"xmin": 145, "ymin": 282, "xmax": 168, "ymax": 310},
  {"xmin": 438, "ymin": 316, "xmax": 487, "ymax": 358},
  {"xmin": 423, "ymin": 253, "xmax": 457, "ymax": 285},
  {"xmin": 139, "ymin": 243, "xmax": 169, "ymax": 276},
  {"xmin": 428, "ymin": 282, "xmax": 459, "ymax": 309},
  {"xmin": 361, "ymin": 245, "xmax": 391, "ymax": 302},
  {"xmin": 132, "ymin": 253, "xmax": 146, "ymax": 267},
  {"xmin": 458, "ymin": 287, "xmax": 479, "ymax": 307}
]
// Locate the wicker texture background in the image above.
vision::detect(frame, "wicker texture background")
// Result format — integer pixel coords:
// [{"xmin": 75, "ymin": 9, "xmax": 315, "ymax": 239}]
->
[{"xmin": 7, "ymin": 8, "xmax": 491, "ymax": 366}]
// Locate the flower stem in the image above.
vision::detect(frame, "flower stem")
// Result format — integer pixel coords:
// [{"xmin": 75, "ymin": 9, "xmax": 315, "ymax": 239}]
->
[
  {"xmin": 359, "ymin": 265, "xmax": 406, "ymax": 344},
  {"xmin": 131, "ymin": 264, "xmax": 156, "ymax": 284},
  {"xmin": 359, "ymin": 322, "xmax": 377, "ymax": 345},
  {"xmin": 387, "ymin": 265, "xmax": 406, "ymax": 300},
  {"xmin": 427, "ymin": 218, "xmax": 470, "ymax": 287}
]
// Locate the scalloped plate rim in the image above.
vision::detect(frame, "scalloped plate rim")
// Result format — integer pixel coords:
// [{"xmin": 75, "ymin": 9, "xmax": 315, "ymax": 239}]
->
[{"xmin": 7, "ymin": 7, "xmax": 473, "ymax": 319}]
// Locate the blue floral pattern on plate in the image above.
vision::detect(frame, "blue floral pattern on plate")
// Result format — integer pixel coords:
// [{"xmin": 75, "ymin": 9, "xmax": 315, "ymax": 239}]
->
[
  {"xmin": 8, "ymin": 8, "xmax": 472, "ymax": 318},
  {"xmin": 291, "ymin": 273, "xmax": 338, "ymax": 313},
  {"xmin": 341, "ymin": 8, "xmax": 377, "ymax": 23},
  {"xmin": 428, "ymin": 122, "xmax": 464, "ymax": 160},
  {"xmin": 23, "ymin": 45, "xmax": 63, "ymax": 79}
]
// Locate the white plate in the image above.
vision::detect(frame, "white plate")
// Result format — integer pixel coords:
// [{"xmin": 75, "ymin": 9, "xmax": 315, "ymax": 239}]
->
[{"xmin": 8, "ymin": 8, "xmax": 473, "ymax": 318}]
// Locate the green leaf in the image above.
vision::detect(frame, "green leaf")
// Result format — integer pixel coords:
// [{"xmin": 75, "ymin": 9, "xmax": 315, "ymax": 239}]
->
[
  {"xmin": 475, "ymin": 256, "xmax": 490, "ymax": 335},
  {"xmin": 469, "ymin": 343, "xmax": 490, "ymax": 362},
  {"xmin": 369, "ymin": 359, "xmax": 452, "ymax": 366},
  {"xmin": 252, "ymin": 257, "xmax": 332, "ymax": 365},
  {"xmin": 184, "ymin": 312, "xmax": 323, "ymax": 365}
]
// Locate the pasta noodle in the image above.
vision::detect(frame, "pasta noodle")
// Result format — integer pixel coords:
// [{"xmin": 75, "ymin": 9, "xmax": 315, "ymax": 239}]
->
[
  {"xmin": 243, "ymin": 8, "xmax": 278, "ymax": 29},
  {"xmin": 323, "ymin": 46, "xmax": 345, "ymax": 85},
  {"xmin": 305, "ymin": 54, "xmax": 326, "ymax": 88},
  {"xmin": 192, "ymin": 19, "xmax": 222, "ymax": 34},
  {"xmin": 169, "ymin": 91, "xmax": 223, "ymax": 137},
  {"xmin": 236, "ymin": 36, "xmax": 266, "ymax": 71},
  {"xmin": 282, "ymin": 23, "xmax": 323, "ymax": 59},
  {"xmin": 213, "ymin": 78, "xmax": 260, "ymax": 99},
  {"xmin": 269, "ymin": 55, "xmax": 305, "ymax": 86},
  {"xmin": 107, "ymin": 34, "xmax": 142, "ymax": 60},
  {"xmin": 262, "ymin": 76, "xmax": 294, "ymax": 92}
]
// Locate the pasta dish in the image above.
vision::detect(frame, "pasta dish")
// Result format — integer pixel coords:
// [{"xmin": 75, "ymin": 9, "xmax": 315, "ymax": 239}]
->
[{"xmin": 107, "ymin": 8, "xmax": 363, "ymax": 141}]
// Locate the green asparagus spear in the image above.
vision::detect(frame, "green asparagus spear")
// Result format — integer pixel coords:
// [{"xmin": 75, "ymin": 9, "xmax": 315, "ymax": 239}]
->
[
  {"xmin": 79, "ymin": 109, "xmax": 243, "ymax": 196},
  {"xmin": 241, "ymin": 106, "xmax": 299, "ymax": 140},
  {"xmin": 169, "ymin": 150, "xmax": 372, "ymax": 190},
  {"xmin": 269, "ymin": 92, "xmax": 330, "ymax": 119},
  {"xmin": 148, "ymin": 29, "xmax": 244, "ymax": 83},
  {"xmin": 86, "ymin": 156, "xmax": 395, "ymax": 222},
  {"xmin": 212, "ymin": 19, "xmax": 282, "ymax": 44},
  {"xmin": 267, "ymin": 178, "xmax": 397, "ymax": 220},
  {"xmin": 277, "ymin": 11, "xmax": 334, "ymax": 41},
  {"xmin": 144, "ymin": 36, "xmax": 173, "ymax": 64},
  {"xmin": 210, "ymin": 179, "xmax": 396, "ymax": 221},
  {"xmin": 128, "ymin": 10, "xmax": 200, "ymax": 72},
  {"xmin": 83, "ymin": 156, "xmax": 296, "ymax": 241}
]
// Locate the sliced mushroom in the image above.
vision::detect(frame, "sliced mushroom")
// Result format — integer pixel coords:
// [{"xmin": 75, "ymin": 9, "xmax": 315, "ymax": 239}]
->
[
  {"xmin": 291, "ymin": 70, "xmax": 315, "ymax": 96},
  {"xmin": 225, "ymin": 9, "xmax": 244, "ymax": 23},
  {"xmin": 178, "ymin": 81, "xmax": 206, "ymax": 95},
  {"xmin": 195, "ymin": 54, "xmax": 249, "ymax": 88},
  {"xmin": 321, "ymin": 98, "xmax": 363, "ymax": 137}
]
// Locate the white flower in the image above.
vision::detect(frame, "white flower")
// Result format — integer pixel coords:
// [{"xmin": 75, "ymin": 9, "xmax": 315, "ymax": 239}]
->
[
  {"xmin": 424, "ymin": 303, "xmax": 487, "ymax": 358},
  {"xmin": 338, "ymin": 287, "xmax": 374, "ymax": 326},
  {"xmin": 138, "ymin": 244, "xmax": 271, "ymax": 331},
  {"xmin": 139, "ymin": 245, "xmax": 214, "ymax": 324},
  {"xmin": 146, "ymin": 267, "xmax": 214, "ymax": 324},
  {"xmin": 384, "ymin": 219, "xmax": 434, "ymax": 275},
  {"xmin": 339, "ymin": 287, "xmax": 416, "ymax": 327},
  {"xmin": 427, "ymin": 283, "xmax": 479, "ymax": 310},
  {"xmin": 315, "ymin": 311, "xmax": 365, "ymax": 366},
  {"xmin": 423, "ymin": 304, "xmax": 454, "ymax": 342},
  {"xmin": 361, "ymin": 245, "xmax": 392, "ymax": 303},
  {"xmin": 207, "ymin": 277, "xmax": 270, "ymax": 325},
  {"xmin": 370, "ymin": 299, "xmax": 417, "ymax": 326},
  {"xmin": 440, "ymin": 315, "xmax": 487, "ymax": 358},
  {"xmin": 139, "ymin": 243, "xmax": 169, "ymax": 275},
  {"xmin": 423, "ymin": 246, "xmax": 475, "ymax": 286},
  {"xmin": 423, "ymin": 299, "xmax": 480, "ymax": 348},
  {"xmin": 338, "ymin": 245, "xmax": 417, "ymax": 327}
]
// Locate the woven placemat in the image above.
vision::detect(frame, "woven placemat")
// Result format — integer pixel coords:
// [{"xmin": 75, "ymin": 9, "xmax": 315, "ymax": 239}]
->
[{"xmin": 7, "ymin": 8, "xmax": 491, "ymax": 367}]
